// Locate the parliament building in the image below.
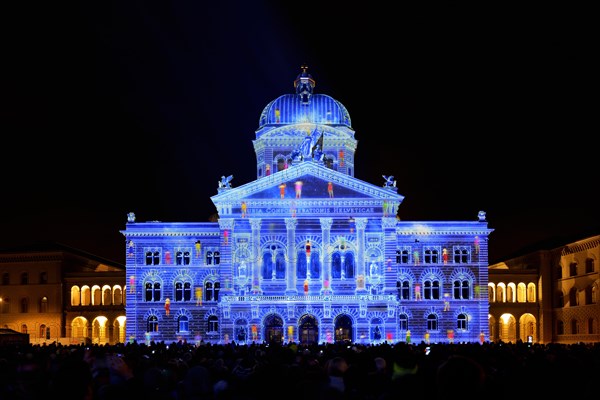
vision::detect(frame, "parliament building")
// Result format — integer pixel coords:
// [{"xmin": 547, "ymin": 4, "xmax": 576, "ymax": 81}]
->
[{"xmin": 121, "ymin": 67, "xmax": 493, "ymax": 345}]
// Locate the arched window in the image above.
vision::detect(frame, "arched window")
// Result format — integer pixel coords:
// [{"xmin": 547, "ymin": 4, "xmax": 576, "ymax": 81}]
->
[
  {"xmin": 153, "ymin": 282, "xmax": 161, "ymax": 301},
  {"xmin": 557, "ymin": 320, "xmax": 564, "ymax": 335},
  {"xmin": 585, "ymin": 285, "xmax": 594, "ymax": 305},
  {"xmin": 103, "ymin": 287, "xmax": 111, "ymax": 305},
  {"xmin": 20, "ymin": 297, "xmax": 28, "ymax": 313},
  {"xmin": 452, "ymin": 279, "xmax": 471, "ymax": 299},
  {"xmin": 309, "ymin": 250, "xmax": 321, "ymax": 279},
  {"xmin": 506, "ymin": 284, "xmax": 516, "ymax": 302},
  {"xmin": 457, "ymin": 313, "xmax": 468, "ymax": 330},
  {"xmin": 588, "ymin": 318, "xmax": 596, "ymax": 334},
  {"xmin": 177, "ymin": 315, "xmax": 189, "ymax": 333},
  {"xmin": 145, "ymin": 282, "xmax": 161, "ymax": 302},
  {"xmin": 275, "ymin": 253, "xmax": 286, "ymax": 279},
  {"xmin": 205, "ymin": 282, "xmax": 214, "ymax": 301},
  {"xmin": 398, "ymin": 313, "xmax": 409, "ymax": 331},
  {"xmin": 0, "ymin": 298, "xmax": 9, "ymax": 313},
  {"xmin": 297, "ymin": 250, "xmax": 307, "ymax": 279},
  {"xmin": 40, "ymin": 297, "xmax": 48, "ymax": 313},
  {"xmin": 71, "ymin": 286, "xmax": 81, "ymax": 306},
  {"xmin": 175, "ymin": 282, "xmax": 183, "ymax": 301},
  {"xmin": 40, "ymin": 324, "xmax": 49, "ymax": 340},
  {"xmin": 571, "ymin": 319, "xmax": 580, "ymax": 334},
  {"xmin": 213, "ymin": 282, "xmax": 220, "ymax": 301},
  {"xmin": 526, "ymin": 283, "xmax": 536, "ymax": 302},
  {"xmin": 557, "ymin": 291, "xmax": 564, "ymax": 307},
  {"xmin": 208, "ymin": 315, "xmax": 219, "ymax": 332},
  {"xmin": 147, "ymin": 316, "xmax": 158, "ymax": 332},
  {"xmin": 332, "ymin": 253, "xmax": 341, "ymax": 278},
  {"xmin": 585, "ymin": 258, "xmax": 595, "ymax": 273},
  {"xmin": 424, "ymin": 279, "xmax": 441, "ymax": 300},
  {"xmin": 263, "ymin": 251, "xmax": 274, "ymax": 279},
  {"xmin": 145, "ymin": 282, "xmax": 153, "ymax": 302},
  {"xmin": 427, "ymin": 313, "xmax": 438, "ymax": 331},
  {"xmin": 397, "ymin": 280, "xmax": 410, "ymax": 300},
  {"xmin": 488, "ymin": 284, "xmax": 495, "ymax": 303},
  {"xmin": 344, "ymin": 252, "xmax": 355, "ymax": 278},
  {"xmin": 569, "ymin": 287, "xmax": 578, "ymax": 307},
  {"xmin": 184, "ymin": 282, "xmax": 192, "ymax": 301},
  {"xmin": 113, "ymin": 286, "xmax": 123, "ymax": 305}
]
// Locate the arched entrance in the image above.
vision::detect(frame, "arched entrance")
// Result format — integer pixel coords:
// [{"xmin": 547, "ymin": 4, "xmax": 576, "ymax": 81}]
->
[
  {"xmin": 234, "ymin": 319, "xmax": 248, "ymax": 343},
  {"xmin": 334, "ymin": 314, "xmax": 353, "ymax": 343},
  {"xmin": 264, "ymin": 314, "xmax": 284, "ymax": 344},
  {"xmin": 298, "ymin": 314, "xmax": 319, "ymax": 345}
]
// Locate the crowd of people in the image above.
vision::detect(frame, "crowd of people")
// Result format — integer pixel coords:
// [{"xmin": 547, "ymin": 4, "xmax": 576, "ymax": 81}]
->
[{"xmin": 0, "ymin": 338, "xmax": 598, "ymax": 399}]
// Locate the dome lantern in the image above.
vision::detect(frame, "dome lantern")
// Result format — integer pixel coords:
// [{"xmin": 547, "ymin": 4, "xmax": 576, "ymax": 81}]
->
[{"xmin": 294, "ymin": 64, "xmax": 316, "ymax": 104}]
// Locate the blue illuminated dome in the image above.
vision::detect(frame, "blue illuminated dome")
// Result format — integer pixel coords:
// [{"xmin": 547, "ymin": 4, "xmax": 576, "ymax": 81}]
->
[
  {"xmin": 257, "ymin": 66, "xmax": 352, "ymax": 130},
  {"xmin": 254, "ymin": 65, "xmax": 357, "ymax": 179}
]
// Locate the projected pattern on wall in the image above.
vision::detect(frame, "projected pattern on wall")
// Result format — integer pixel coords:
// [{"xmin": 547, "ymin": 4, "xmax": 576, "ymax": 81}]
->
[{"xmin": 122, "ymin": 66, "xmax": 492, "ymax": 345}]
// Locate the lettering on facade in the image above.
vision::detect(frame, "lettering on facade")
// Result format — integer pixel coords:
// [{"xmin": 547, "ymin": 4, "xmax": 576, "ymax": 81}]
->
[{"xmin": 254, "ymin": 207, "xmax": 376, "ymax": 214}]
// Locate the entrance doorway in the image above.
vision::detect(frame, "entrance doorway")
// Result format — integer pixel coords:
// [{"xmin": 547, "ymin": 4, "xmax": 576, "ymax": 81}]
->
[
  {"xmin": 298, "ymin": 314, "xmax": 319, "ymax": 345},
  {"xmin": 334, "ymin": 314, "xmax": 353, "ymax": 343},
  {"xmin": 264, "ymin": 314, "xmax": 284, "ymax": 344}
]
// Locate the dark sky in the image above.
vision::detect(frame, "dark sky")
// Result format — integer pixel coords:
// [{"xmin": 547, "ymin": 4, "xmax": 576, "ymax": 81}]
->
[{"xmin": 2, "ymin": 2, "xmax": 596, "ymax": 265}]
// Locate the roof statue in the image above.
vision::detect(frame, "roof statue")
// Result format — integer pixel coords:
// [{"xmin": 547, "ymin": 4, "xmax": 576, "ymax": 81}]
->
[
  {"xmin": 382, "ymin": 175, "xmax": 396, "ymax": 188},
  {"xmin": 291, "ymin": 127, "xmax": 324, "ymax": 162},
  {"xmin": 219, "ymin": 175, "xmax": 234, "ymax": 189}
]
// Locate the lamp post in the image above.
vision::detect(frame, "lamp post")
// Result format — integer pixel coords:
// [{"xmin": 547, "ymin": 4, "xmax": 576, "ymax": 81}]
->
[{"xmin": 0, "ymin": 297, "xmax": 3, "ymax": 329}]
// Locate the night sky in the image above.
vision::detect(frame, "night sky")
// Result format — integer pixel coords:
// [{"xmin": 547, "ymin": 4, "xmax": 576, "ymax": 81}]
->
[{"xmin": 2, "ymin": 2, "xmax": 596, "ymax": 264}]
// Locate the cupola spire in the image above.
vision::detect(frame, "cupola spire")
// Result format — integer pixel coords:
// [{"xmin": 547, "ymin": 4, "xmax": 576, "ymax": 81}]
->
[{"xmin": 294, "ymin": 64, "xmax": 316, "ymax": 104}]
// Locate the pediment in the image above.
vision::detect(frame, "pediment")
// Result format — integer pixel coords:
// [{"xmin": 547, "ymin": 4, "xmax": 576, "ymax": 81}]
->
[{"xmin": 211, "ymin": 162, "xmax": 403, "ymax": 204}]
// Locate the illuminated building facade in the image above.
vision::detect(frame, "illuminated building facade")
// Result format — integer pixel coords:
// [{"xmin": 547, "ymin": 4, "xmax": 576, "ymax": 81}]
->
[
  {"xmin": 122, "ymin": 67, "xmax": 493, "ymax": 345},
  {"xmin": 0, "ymin": 243, "xmax": 126, "ymax": 345},
  {"xmin": 488, "ymin": 234, "xmax": 600, "ymax": 343}
]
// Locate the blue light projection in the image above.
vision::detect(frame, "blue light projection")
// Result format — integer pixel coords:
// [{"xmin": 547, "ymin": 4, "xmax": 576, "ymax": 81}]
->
[{"xmin": 122, "ymin": 66, "xmax": 492, "ymax": 346}]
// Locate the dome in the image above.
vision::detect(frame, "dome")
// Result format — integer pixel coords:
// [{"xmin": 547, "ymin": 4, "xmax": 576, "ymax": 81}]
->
[
  {"xmin": 257, "ymin": 65, "xmax": 351, "ymax": 130},
  {"xmin": 258, "ymin": 94, "xmax": 351, "ymax": 128},
  {"xmin": 252, "ymin": 66, "xmax": 358, "ymax": 179}
]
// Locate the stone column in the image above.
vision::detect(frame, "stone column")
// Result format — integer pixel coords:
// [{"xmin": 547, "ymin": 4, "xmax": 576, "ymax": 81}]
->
[
  {"xmin": 320, "ymin": 217, "xmax": 333, "ymax": 295},
  {"xmin": 250, "ymin": 218, "xmax": 262, "ymax": 295},
  {"xmin": 218, "ymin": 218, "xmax": 235, "ymax": 295},
  {"xmin": 382, "ymin": 217, "xmax": 398, "ymax": 294},
  {"xmin": 285, "ymin": 218, "xmax": 298, "ymax": 295},
  {"xmin": 355, "ymin": 218, "xmax": 368, "ymax": 293}
]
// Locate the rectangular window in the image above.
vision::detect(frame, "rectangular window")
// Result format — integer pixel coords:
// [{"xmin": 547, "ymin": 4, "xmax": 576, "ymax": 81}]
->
[
  {"xmin": 569, "ymin": 263, "xmax": 577, "ymax": 277},
  {"xmin": 453, "ymin": 246, "xmax": 470, "ymax": 264},
  {"xmin": 423, "ymin": 247, "xmax": 440, "ymax": 264},
  {"xmin": 397, "ymin": 247, "xmax": 411, "ymax": 264}
]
